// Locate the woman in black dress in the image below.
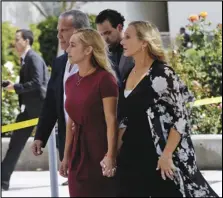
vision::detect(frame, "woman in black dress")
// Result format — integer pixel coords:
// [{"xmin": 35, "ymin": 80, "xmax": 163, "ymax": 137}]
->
[{"xmin": 116, "ymin": 21, "xmax": 219, "ymax": 197}]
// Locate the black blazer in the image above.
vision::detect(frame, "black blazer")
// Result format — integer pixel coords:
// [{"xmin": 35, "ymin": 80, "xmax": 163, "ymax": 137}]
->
[
  {"xmin": 34, "ymin": 53, "xmax": 67, "ymax": 161},
  {"xmin": 14, "ymin": 49, "xmax": 48, "ymax": 116},
  {"xmin": 109, "ymin": 54, "xmax": 134, "ymax": 87}
]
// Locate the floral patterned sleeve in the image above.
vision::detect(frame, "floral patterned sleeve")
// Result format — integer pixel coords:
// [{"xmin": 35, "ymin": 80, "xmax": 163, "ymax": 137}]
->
[{"xmin": 151, "ymin": 65, "xmax": 195, "ymax": 137}]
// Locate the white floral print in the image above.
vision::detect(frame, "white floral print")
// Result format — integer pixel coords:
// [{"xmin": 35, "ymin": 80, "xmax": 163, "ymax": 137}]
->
[
  {"xmin": 146, "ymin": 63, "xmax": 218, "ymax": 197},
  {"xmin": 151, "ymin": 76, "xmax": 168, "ymax": 95}
]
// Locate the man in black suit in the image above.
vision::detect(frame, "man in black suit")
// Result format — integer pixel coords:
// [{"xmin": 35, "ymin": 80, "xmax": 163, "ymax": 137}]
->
[
  {"xmin": 2, "ymin": 29, "xmax": 49, "ymax": 191},
  {"xmin": 32, "ymin": 10, "xmax": 90, "ymax": 185},
  {"xmin": 96, "ymin": 9, "xmax": 134, "ymax": 86},
  {"xmin": 180, "ymin": 27, "xmax": 192, "ymax": 48}
]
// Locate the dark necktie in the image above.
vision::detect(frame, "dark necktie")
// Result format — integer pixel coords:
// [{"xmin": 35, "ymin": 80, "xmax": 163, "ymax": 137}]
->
[
  {"xmin": 20, "ymin": 57, "xmax": 23, "ymax": 66},
  {"xmin": 68, "ymin": 64, "xmax": 72, "ymax": 73}
]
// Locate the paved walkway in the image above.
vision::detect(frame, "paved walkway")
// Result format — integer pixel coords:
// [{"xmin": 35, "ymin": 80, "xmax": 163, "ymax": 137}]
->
[{"xmin": 2, "ymin": 171, "xmax": 222, "ymax": 197}]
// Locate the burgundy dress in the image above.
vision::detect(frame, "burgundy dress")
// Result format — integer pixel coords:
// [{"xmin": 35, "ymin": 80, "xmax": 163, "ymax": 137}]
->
[{"xmin": 65, "ymin": 67, "xmax": 118, "ymax": 197}]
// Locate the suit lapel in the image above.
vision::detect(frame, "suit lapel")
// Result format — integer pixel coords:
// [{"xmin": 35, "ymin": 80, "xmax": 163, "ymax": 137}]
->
[
  {"xmin": 23, "ymin": 49, "xmax": 33, "ymax": 64},
  {"xmin": 118, "ymin": 55, "xmax": 128, "ymax": 81},
  {"xmin": 118, "ymin": 55, "xmax": 126, "ymax": 75},
  {"xmin": 20, "ymin": 49, "xmax": 33, "ymax": 82},
  {"xmin": 58, "ymin": 53, "xmax": 68, "ymax": 109},
  {"xmin": 118, "ymin": 55, "xmax": 135, "ymax": 81}
]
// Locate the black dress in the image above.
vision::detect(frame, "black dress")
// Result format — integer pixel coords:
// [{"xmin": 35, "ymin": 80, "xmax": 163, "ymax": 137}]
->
[
  {"xmin": 116, "ymin": 60, "xmax": 218, "ymax": 197},
  {"xmin": 116, "ymin": 61, "xmax": 182, "ymax": 197}
]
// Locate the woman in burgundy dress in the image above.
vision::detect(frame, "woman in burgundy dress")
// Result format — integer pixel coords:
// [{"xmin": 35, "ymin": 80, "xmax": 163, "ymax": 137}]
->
[{"xmin": 59, "ymin": 28, "xmax": 119, "ymax": 197}]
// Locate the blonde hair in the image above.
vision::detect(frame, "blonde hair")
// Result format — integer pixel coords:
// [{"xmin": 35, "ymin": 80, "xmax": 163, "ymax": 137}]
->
[
  {"xmin": 73, "ymin": 28, "xmax": 116, "ymax": 77},
  {"xmin": 129, "ymin": 21, "xmax": 168, "ymax": 63}
]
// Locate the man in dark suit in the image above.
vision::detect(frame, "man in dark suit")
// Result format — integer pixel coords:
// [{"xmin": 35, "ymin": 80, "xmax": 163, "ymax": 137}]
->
[
  {"xmin": 32, "ymin": 10, "xmax": 90, "ymax": 185},
  {"xmin": 180, "ymin": 27, "xmax": 192, "ymax": 48},
  {"xmin": 2, "ymin": 29, "xmax": 49, "ymax": 191},
  {"xmin": 96, "ymin": 9, "xmax": 134, "ymax": 86}
]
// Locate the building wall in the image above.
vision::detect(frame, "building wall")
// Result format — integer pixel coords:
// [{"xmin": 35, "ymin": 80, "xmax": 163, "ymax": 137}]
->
[
  {"xmin": 125, "ymin": 2, "xmax": 169, "ymax": 32},
  {"xmin": 79, "ymin": 1, "xmax": 169, "ymax": 31},
  {"xmin": 2, "ymin": 2, "xmax": 45, "ymax": 29}
]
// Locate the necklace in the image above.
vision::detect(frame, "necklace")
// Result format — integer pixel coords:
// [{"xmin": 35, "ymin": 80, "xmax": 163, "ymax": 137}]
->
[
  {"xmin": 76, "ymin": 67, "xmax": 95, "ymax": 86},
  {"xmin": 132, "ymin": 61, "xmax": 154, "ymax": 75}
]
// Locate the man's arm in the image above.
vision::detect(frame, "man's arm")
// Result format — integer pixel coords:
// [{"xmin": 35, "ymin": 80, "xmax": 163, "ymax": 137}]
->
[
  {"xmin": 14, "ymin": 55, "xmax": 45, "ymax": 94},
  {"xmin": 34, "ymin": 59, "xmax": 58, "ymax": 147}
]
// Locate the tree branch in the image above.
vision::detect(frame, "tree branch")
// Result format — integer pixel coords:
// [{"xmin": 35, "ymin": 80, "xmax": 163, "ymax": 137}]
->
[
  {"xmin": 69, "ymin": 2, "xmax": 75, "ymax": 10},
  {"xmin": 31, "ymin": 2, "xmax": 48, "ymax": 18}
]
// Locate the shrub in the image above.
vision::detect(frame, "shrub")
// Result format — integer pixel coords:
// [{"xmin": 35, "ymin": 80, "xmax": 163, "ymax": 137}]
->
[
  {"xmin": 169, "ymin": 12, "xmax": 222, "ymax": 134},
  {"xmin": 2, "ymin": 22, "xmax": 20, "ymax": 128},
  {"xmin": 37, "ymin": 16, "xmax": 58, "ymax": 67}
]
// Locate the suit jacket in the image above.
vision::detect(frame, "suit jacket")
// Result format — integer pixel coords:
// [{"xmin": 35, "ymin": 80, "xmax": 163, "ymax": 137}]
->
[
  {"xmin": 118, "ymin": 55, "xmax": 134, "ymax": 84},
  {"xmin": 109, "ymin": 52, "xmax": 134, "ymax": 88},
  {"xmin": 34, "ymin": 53, "xmax": 67, "ymax": 161},
  {"xmin": 109, "ymin": 53, "xmax": 134, "ymax": 122},
  {"xmin": 14, "ymin": 49, "xmax": 48, "ymax": 116}
]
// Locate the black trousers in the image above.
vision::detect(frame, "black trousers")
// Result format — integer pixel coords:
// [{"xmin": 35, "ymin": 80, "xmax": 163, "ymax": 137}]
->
[{"xmin": 2, "ymin": 107, "xmax": 41, "ymax": 185}]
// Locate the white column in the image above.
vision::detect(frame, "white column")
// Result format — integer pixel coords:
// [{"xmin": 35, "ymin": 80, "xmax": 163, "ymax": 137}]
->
[{"xmin": 124, "ymin": 2, "xmax": 169, "ymax": 32}]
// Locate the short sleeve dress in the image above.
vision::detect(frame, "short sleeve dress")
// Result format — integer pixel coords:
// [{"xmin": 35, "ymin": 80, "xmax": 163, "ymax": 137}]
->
[{"xmin": 65, "ymin": 67, "xmax": 118, "ymax": 197}]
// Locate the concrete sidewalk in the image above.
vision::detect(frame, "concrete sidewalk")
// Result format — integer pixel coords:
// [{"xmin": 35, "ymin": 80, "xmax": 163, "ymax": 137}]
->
[{"xmin": 2, "ymin": 171, "xmax": 222, "ymax": 197}]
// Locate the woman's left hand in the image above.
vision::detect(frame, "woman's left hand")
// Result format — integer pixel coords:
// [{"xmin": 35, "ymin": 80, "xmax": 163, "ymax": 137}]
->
[{"xmin": 156, "ymin": 152, "xmax": 176, "ymax": 181}]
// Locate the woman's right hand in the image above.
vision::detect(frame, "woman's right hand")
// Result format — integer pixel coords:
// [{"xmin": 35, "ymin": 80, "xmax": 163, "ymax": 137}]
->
[{"xmin": 59, "ymin": 158, "xmax": 69, "ymax": 178}]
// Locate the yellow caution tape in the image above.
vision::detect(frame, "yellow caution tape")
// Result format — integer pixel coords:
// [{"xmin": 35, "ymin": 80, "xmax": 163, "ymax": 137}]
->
[
  {"xmin": 1, "ymin": 97, "xmax": 222, "ymax": 134},
  {"xmin": 192, "ymin": 96, "xmax": 222, "ymax": 107},
  {"xmin": 1, "ymin": 118, "xmax": 38, "ymax": 133}
]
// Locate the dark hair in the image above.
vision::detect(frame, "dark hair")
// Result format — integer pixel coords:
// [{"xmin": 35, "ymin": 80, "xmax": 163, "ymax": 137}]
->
[
  {"xmin": 16, "ymin": 29, "xmax": 34, "ymax": 46},
  {"xmin": 95, "ymin": 9, "xmax": 125, "ymax": 29},
  {"xmin": 180, "ymin": 27, "xmax": 186, "ymax": 32},
  {"xmin": 60, "ymin": 9, "xmax": 90, "ymax": 29}
]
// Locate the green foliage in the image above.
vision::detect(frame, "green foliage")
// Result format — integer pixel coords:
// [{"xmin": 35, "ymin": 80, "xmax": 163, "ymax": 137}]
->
[
  {"xmin": 89, "ymin": 14, "xmax": 96, "ymax": 29},
  {"xmin": 2, "ymin": 22, "xmax": 20, "ymax": 128},
  {"xmin": 37, "ymin": 16, "xmax": 58, "ymax": 67},
  {"xmin": 30, "ymin": 24, "xmax": 42, "ymax": 55},
  {"xmin": 168, "ymin": 14, "xmax": 222, "ymax": 134},
  {"xmin": 2, "ymin": 22, "xmax": 20, "ymax": 66}
]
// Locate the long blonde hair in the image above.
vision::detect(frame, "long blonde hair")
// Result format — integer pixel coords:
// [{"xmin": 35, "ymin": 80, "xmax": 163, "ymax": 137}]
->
[
  {"xmin": 73, "ymin": 28, "xmax": 116, "ymax": 77},
  {"xmin": 129, "ymin": 21, "xmax": 168, "ymax": 63}
]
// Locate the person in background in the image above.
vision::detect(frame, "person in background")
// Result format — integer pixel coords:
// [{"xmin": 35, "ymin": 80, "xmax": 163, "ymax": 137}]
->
[
  {"xmin": 32, "ymin": 9, "xmax": 90, "ymax": 186},
  {"xmin": 96, "ymin": 9, "xmax": 134, "ymax": 87},
  {"xmin": 116, "ymin": 20, "xmax": 219, "ymax": 197},
  {"xmin": 180, "ymin": 27, "xmax": 192, "ymax": 48},
  {"xmin": 59, "ymin": 28, "xmax": 119, "ymax": 197},
  {"xmin": 2, "ymin": 29, "xmax": 48, "ymax": 191}
]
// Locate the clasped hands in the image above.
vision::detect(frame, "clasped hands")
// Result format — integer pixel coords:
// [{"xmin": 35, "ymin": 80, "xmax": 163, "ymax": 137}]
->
[{"xmin": 100, "ymin": 154, "xmax": 117, "ymax": 178}]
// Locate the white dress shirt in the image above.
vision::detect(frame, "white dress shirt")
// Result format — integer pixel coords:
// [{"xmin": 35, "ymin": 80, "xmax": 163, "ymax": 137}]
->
[
  {"xmin": 63, "ymin": 60, "xmax": 78, "ymax": 123},
  {"xmin": 20, "ymin": 47, "xmax": 30, "ymax": 65}
]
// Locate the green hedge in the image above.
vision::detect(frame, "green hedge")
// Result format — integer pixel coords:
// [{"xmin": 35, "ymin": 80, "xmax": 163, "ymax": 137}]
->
[
  {"xmin": 168, "ymin": 13, "xmax": 222, "ymax": 134},
  {"xmin": 37, "ymin": 16, "xmax": 58, "ymax": 67}
]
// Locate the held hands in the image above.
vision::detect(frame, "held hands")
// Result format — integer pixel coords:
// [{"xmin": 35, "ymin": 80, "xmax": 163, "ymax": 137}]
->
[
  {"xmin": 100, "ymin": 154, "xmax": 117, "ymax": 178},
  {"xmin": 156, "ymin": 152, "xmax": 176, "ymax": 181},
  {"xmin": 59, "ymin": 158, "xmax": 69, "ymax": 178}
]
